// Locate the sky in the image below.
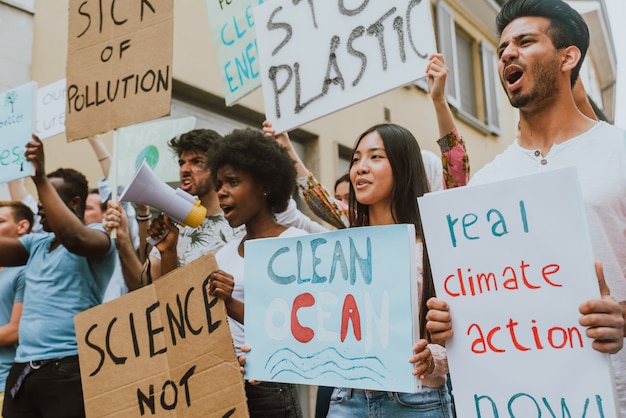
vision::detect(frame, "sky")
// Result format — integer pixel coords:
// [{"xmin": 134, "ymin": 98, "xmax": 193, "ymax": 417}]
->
[{"xmin": 605, "ymin": 0, "xmax": 625, "ymax": 129}]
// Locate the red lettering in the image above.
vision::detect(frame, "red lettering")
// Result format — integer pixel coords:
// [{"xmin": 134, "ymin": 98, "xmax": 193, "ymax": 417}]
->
[
  {"xmin": 541, "ymin": 264, "xmax": 562, "ymax": 287},
  {"xmin": 340, "ymin": 294, "xmax": 361, "ymax": 342},
  {"xmin": 291, "ymin": 293, "xmax": 315, "ymax": 343},
  {"xmin": 444, "ymin": 271, "xmax": 462, "ymax": 297}
]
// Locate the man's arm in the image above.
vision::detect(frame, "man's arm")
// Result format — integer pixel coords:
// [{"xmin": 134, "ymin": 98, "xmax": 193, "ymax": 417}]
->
[
  {"xmin": 26, "ymin": 135, "xmax": 110, "ymax": 257},
  {"xmin": 0, "ymin": 302, "xmax": 22, "ymax": 345},
  {"xmin": 104, "ymin": 201, "xmax": 146, "ymax": 291}
]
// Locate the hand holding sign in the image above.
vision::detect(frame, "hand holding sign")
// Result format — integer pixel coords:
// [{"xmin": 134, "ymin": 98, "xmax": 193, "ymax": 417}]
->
[
  {"xmin": 578, "ymin": 261, "xmax": 624, "ymax": 354},
  {"xmin": 425, "ymin": 297, "xmax": 453, "ymax": 345}
]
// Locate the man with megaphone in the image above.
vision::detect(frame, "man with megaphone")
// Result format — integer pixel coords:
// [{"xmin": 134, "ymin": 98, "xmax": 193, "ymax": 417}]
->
[{"xmin": 105, "ymin": 128, "xmax": 327, "ymax": 291}]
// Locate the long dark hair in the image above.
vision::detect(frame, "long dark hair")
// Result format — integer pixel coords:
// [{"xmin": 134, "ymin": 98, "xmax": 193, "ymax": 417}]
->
[{"xmin": 348, "ymin": 124, "xmax": 436, "ymax": 340}]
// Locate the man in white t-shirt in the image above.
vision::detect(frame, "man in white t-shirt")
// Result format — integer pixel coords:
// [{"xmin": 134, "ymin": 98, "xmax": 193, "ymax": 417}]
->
[{"xmin": 426, "ymin": 0, "xmax": 626, "ymax": 414}]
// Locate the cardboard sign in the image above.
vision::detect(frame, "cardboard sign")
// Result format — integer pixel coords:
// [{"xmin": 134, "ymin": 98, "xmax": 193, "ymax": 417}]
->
[
  {"xmin": 205, "ymin": 0, "xmax": 264, "ymax": 106},
  {"xmin": 0, "ymin": 82, "xmax": 36, "ymax": 183},
  {"xmin": 417, "ymin": 168, "xmax": 618, "ymax": 417},
  {"xmin": 254, "ymin": 0, "xmax": 436, "ymax": 133},
  {"xmin": 75, "ymin": 253, "xmax": 249, "ymax": 418},
  {"xmin": 36, "ymin": 78, "xmax": 66, "ymax": 139},
  {"xmin": 65, "ymin": 0, "xmax": 174, "ymax": 142},
  {"xmin": 115, "ymin": 116, "xmax": 197, "ymax": 186},
  {"xmin": 243, "ymin": 225, "xmax": 420, "ymax": 393}
]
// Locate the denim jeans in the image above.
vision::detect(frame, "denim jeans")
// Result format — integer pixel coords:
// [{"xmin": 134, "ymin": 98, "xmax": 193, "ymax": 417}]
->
[
  {"xmin": 245, "ymin": 381, "xmax": 303, "ymax": 418},
  {"xmin": 327, "ymin": 385, "xmax": 453, "ymax": 418}
]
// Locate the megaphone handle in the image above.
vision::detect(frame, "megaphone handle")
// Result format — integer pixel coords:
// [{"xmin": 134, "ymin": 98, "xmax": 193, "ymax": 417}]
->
[{"xmin": 146, "ymin": 228, "xmax": 169, "ymax": 247}]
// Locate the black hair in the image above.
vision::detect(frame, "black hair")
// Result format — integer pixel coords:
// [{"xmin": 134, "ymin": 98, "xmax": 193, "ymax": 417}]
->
[
  {"xmin": 208, "ymin": 128, "xmax": 297, "ymax": 213},
  {"xmin": 334, "ymin": 173, "xmax": 350, "ymax": 193},
  {"xmin": 47, "ymin": 168, "xmax": 89, "ymax": 217},
  {"xmin": 496, "ymin": 0, "xmax": 589, "ymax": 86},
  {"xmin": 168, "ymin": 129, "xmax": 224, "ymax": 165},
  {"xmin": 0, "ymin": 201, "xmax": 34, "ymax": 233},
  {"xmin": 348, "ymin": 124, "xmax": 434, "ymax": 340}
]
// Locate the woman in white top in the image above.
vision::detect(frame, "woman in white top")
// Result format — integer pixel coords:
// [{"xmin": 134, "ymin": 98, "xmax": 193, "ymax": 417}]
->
[
  {"xmin": 207, "ymin": 128, "xmax": 306, "ymax": 418},
  {"xmin": 326, "ymin": 123, "xmax": 453, "ymax": 417}
]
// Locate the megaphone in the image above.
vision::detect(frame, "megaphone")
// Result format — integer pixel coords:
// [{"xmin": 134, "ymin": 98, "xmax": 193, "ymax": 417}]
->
[{"xmin": 119, "ymin": 161, "xmax": 207, "ymax": 243}]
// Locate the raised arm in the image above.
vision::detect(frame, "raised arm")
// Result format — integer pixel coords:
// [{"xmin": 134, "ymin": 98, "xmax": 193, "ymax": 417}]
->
[
  {"xmin": 8, "ymin": 178, "xmax": 42, "ymax": 233},
  {"xmin": 263, "ymin": 121, "xmax": 348, "ymax": 229},
  {"xmin": 427, "ymin": 54, "xmax": 470, "ymax": 188},
  {"xmin": 88, "ymin": 135, "xmax": 112, "ymax": 179},
  {"xmin": 26, "ymin": 134, "xmax": 110, "ymax": 257},
  {"xmin": 104, "ymin": 200, "xmax": 145, "ymax": 291}
]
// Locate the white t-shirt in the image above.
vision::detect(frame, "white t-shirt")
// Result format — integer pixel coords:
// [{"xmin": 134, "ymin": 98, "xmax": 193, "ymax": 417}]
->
[
  {"xmin": 216, "ymin": 227, "xmax": 308, "ymax": 357},
  {"xmin": 470, "ymin": 121, "xmax": 626, "ymax": 415}
]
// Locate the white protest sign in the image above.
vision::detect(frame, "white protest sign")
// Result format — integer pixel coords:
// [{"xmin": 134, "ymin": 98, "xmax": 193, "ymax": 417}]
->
[
  {"xmin": 115, "ymin": 116, "xmax": 196, "ymax": 186},
  {"xmin": 254, "ymin": 0, "xmax": 436, "ymax": 134},
  {"xmin": 0, "ymin": 82, "xmax": 36, "ymax": 183},
  {"xmin": 417, "ymin": 168, "xmax": 618, "ymax": 417},
  {"xmin": 205, "ymin": 0, "xmax": 264, "ymax": 106},
  {"xmin": 243, "ymin": 225, "xmax": 421, "ymax": 392},
  {"xmin": 36, "ymin": 78, "xmax": 66, "ymax": 139}
]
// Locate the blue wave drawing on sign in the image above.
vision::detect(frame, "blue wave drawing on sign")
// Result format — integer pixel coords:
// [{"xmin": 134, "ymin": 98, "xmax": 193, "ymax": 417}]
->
[{"xmin": 265, "ymin": 347, "xmax": 387, "ymax": 385}]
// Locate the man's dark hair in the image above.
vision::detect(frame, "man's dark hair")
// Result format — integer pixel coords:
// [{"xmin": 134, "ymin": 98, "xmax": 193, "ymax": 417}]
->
[
  {"xmin": 208, "ymin": 128, "xmax": 297, "ymax": 214},
  {"xmin": 496, "ymin": 0, "xmax": 589, "ymax": 86},
  {"xmin": 168, "ymin": 129, "xmax": 224, "ymax": 164},
  {"xmin": 47, "ymin": 168, "xmax": 89, "ymax": 216}
]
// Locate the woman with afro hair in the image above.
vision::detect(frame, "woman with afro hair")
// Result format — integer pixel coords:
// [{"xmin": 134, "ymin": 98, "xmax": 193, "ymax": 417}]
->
[{"xmin": 206, "ymin": 127, "xmax": 305, "ymax": 418}]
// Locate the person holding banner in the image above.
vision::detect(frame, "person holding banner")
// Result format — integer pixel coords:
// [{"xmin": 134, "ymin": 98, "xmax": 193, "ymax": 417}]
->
[
  {"xmin": 426, "ymin": 0, "xmax": 626, "ymax": 414},
  {"xmin": 206, "ymin": 128, "xmax": 306, "ymax": 418},
  {"xmin": 0, "ymin": 134, "xmax": 116, "ymax": 418},
  {"xmin": 263, "ymin": 53, "xmax": 469, "ymax": 232},
  {"xmin": 0, "ymin": 201, "xmax": 32, "ymax": 411},
  {"xmin": 320, "ymin": 123, "xmax": 453, "ymax": 417}
]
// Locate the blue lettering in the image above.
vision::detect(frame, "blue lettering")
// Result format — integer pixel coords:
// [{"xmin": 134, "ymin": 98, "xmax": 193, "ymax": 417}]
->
[
  {"xmin": 447, "ymin": 214, "xmax": 458, "ymax": 248},
  {"xmin": 520, "ymin": 200, "xmax": 529, "ymax": 233},
  {"xmin": 310, "ymin": 238, "xmax": 327, "ymax": 284},
  {"xmin": 220, "ymin": 23, "xmax": 234, "ymax": 46},
  {"xmin": 329, "ymin": 240, "xmax": 349, "ymax": 284},
  {"xmin": 350, "ymin": 237, "xmax": 372, "ymax": 285},
  {"xmin": 224, "ymin": 61, "xmax": 238, "ymax": 93},
  {"xmin": 296, "ymin": 240, "xmax": 310, "ymax": 283},
  {"xmin": 462, "ymin": 213, "xmax": 479, "ymax": 241},
  {"xmin": 474, "ymin": 393, "xmax": 606, "ymax": 417},
  {"xmin": 267, "ymin": 247, "xmax": 295, "ymax": 284},
  {"xmin": 487, "ymin": 209, "xmax": 508, "ymax": 237}
]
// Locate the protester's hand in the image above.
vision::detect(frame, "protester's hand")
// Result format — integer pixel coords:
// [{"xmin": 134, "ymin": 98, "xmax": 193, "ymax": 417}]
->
[
  {"xmin": 208, "ymin": 269, "xmax": 235, "ymax": 302},
  {"xmin": 104, "ymin": 200, "xmax": 129, "ymax": 239},
  {"xmin": 24, "ymin": 134, "xmax": 46, "ymax": 179},
  {"xmin": 148, "ymin": 214, "xmax": 178, "ymax": 251},
  {"xmin": 426, "ymin": 53, "xmax": 449, "ymax": 103},
  {"xmin": 426, "ymin": 297, "xmax": 453, "ymax": 344},
  {"xmin": 262, "ymin": 120, "xmax": 291, "ymax": 149},
  {"xmin": 409, "ymin": 339, "xmax": 434, "ymax": 380},
  {"xmin": 238, "ymin": 345, "xmax": 261, "ymax": 385},
  {"xmin": 579, "ymin": 262, "xmax": 624, "ymax": 354}
]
